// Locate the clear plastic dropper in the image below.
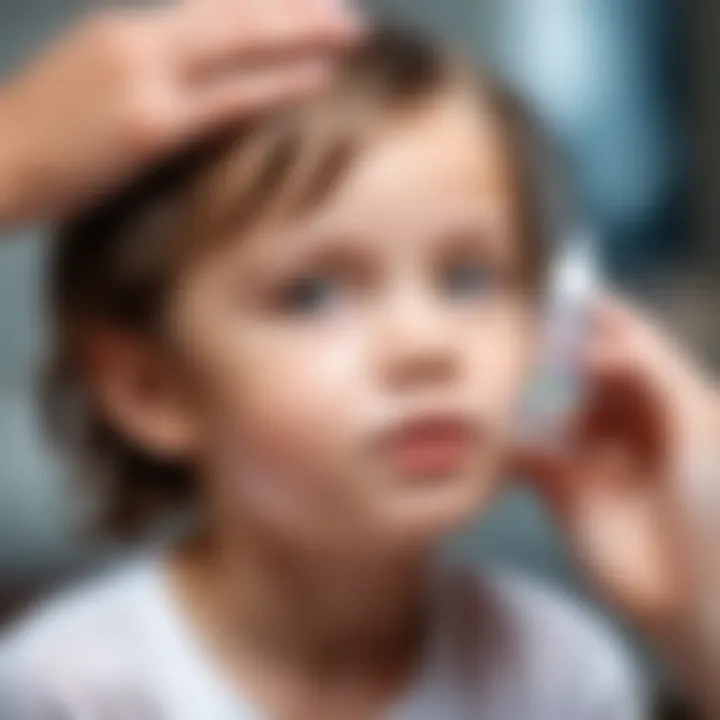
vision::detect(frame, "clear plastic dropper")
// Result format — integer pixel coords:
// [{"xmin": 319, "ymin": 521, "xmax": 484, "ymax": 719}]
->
[{"xmin": 519, "ymin": 231, "xmax": 602, "ymax": 447}]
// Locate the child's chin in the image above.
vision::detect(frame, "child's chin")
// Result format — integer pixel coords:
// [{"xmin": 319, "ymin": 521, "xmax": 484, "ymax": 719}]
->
[{"xmin": 379, "ymin": 473, "xmax": 497, "ymax": 544}]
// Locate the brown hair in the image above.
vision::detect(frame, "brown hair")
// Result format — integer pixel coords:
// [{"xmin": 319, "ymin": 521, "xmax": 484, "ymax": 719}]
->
[{"xmin": 44, "ymin": 25, "xmax": 570, "ymax": 540}]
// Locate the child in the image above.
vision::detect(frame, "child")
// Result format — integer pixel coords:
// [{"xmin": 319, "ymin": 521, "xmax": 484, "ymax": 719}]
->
[{"xmin": 0, "ymin": 26, "xmax": 645, "ymax": 719}]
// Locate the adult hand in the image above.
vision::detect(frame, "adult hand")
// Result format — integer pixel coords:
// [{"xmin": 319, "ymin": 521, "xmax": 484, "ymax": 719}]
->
[
  {"xmin": 515, "ymin": 295, "xmax": 720, "ymax": 706},
  {"xmin": 0, "ymin": 0, "xmax": 363, "ymax": 226}
]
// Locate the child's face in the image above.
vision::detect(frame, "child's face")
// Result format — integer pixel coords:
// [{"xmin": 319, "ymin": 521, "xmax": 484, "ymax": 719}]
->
[{"xmin": 167, "ymin": 93, "xmax": 536, "ymax": 550}]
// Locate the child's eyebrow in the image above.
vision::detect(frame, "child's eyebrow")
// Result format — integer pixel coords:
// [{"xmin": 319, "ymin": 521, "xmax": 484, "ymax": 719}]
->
[
  {"xmin": 431, "ymin": 203, "xmax": 518, "ymax": 242},
  {"xmin": 225, "ymin": 197, "xmax": 520, "ymax": 274},
  {"xmin": 266, "ymin": 232, "xmax": 377, "ymax": 273},
  {"xmin": 226, "ymin": 224, "xmax": 373, "ymax": 278}
]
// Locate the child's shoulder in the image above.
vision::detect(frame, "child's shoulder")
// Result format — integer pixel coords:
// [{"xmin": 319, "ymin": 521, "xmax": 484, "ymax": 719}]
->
[
  {"xmin": 0, "ymin": 556, "xmax": 165, "ymax": 714},
  {"xmin": 427, "ymin": 561, "xmax": 646, "ymax": 718}
]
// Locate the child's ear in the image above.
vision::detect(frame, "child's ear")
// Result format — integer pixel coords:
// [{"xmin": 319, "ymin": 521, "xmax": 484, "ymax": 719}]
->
[{"xmin": 83, "ymin": 328, "xmax": 200, "ymax": 460}]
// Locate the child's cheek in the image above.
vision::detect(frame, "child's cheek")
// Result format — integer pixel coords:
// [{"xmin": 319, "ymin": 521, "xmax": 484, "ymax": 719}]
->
[
  {"xmin": 208, "ymin": 331, "xmax": 369, "ymax": 514},
  {"xmin": 467, "ymin": 314, "xmax": 532, "ymax": 431},
  {"xmin": 261, "ymin": 332, "xmax": 366, "ymax": 437}
]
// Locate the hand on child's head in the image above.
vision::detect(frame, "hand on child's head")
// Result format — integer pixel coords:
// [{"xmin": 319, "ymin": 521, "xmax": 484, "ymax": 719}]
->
[{"xmin": 0, "ymin": 0, "xmax": 364, "ymax": 224}]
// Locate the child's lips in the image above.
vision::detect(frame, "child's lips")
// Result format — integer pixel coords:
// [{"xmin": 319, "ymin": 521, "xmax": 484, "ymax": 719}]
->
[{"xmin": 377, "ymin": 414, "xmax": 475, "ymax": 476}]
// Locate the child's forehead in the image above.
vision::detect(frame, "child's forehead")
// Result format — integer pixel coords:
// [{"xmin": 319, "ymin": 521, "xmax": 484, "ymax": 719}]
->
[
  {"xmin": 313, "ymin": 96, "xmax": 508, "ymax": 211},
  {"xmin": 330, "ymin": 93, "xmax": 514, "ymax": 203},
  {"xmin": 176, "ymin": 79, "xmax": 521, "ymax": 282},
  {"xmin": 204, "ymin": 149, "xmax": 518, "ymax": 283},
  {"xmin": 191, "ymin": 95, "xmax": 519, "ymax": 267}
]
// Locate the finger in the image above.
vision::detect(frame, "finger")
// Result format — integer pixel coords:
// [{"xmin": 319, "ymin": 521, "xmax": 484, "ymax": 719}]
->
[
  {"xmin": 576, "ymin": 294, "xmax": 657, "ymax": 392},
  {"xmin": 587, "ymin": 293, "xmax": 700, "ymax": 397},
  {"xmin": 592, "ymin": 292, "xmax": 660, "ymax": 341},
  {"xmin": 181, "ymin": 54, "xmax": 334, "ymax": 133},
  {"xmin": 591, "ymin": 294, "xmax": 679, "ymax": 375},
  {"xmin": 589, "ymin": 296, "xmax": 658, "ymax": 367},
  {"xmin": 587, "ymin": 295, "xmax": 714, "ymax": 441},
  {"xmin": 579, "ymin": 341, "xmax": 661, "ymax": 405},
  {"xmin": 173, "ymin": 0, "xmax": 363, "ymax": 75},
  {"xmin": 570, "ymin": 366, "xmax": 673, "ymax": 472},
  {"xmin": 593, "ymin": 292, "xmax": 699, "ymax": 375}
]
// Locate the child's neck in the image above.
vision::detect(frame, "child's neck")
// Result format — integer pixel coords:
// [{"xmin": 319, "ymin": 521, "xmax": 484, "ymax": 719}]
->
[{"xmin": 167, "ymin": 526, "xmax": 434, "ymax": 712}]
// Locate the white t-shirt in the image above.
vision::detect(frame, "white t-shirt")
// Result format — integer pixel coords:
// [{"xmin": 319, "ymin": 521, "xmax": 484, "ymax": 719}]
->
[{"xmin": 0, "ymin": 556, "xmax": 647, "ymax": 719}]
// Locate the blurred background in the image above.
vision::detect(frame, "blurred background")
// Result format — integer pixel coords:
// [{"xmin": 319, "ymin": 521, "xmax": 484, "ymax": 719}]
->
[{"xmin": 0, "ymin": 0, "xmax": 718, "ymax": 714}]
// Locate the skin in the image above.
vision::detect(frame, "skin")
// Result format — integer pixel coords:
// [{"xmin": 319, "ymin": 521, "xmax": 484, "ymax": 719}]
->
[
  {"xmin": 0, "ymin": 0, "xmax": 363, "ymax": 226},
  {"xmin": 518, "ymin": 297, "xmax": 720, "ymax": 712},
  {"xmin": 89, "ymin": 92, "xmax": 536, "ymax": 717},
  {"xmin": 89, "ymin": 90, "xmax": 720, "ymax": 717},
  {"xmin": 87, "ymin": 92, "xmax": 720, "ymax": 714},
  {"xmin": 0, "ymin": 3, "xmax": 719, "ymax": 715}
]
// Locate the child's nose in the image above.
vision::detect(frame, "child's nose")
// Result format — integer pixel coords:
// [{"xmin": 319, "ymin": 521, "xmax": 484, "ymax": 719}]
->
[{"xmin": 375, "ymin": 288, "xmax": 459, "ymax": 391}]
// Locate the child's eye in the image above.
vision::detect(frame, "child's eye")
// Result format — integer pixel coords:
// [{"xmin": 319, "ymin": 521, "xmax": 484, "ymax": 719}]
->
[
  {"xmin": 441, "ymin": 261, "xmax": 496, "ymax": 299},
  {"xmin": 277, "ymin": 275, "xmax": 343, "ymax": 315}
]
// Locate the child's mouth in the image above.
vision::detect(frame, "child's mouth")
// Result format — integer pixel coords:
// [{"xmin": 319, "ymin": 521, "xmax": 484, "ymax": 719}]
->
[{"xmin": 377, "ymin": 413, "xmax": 475, "ymax": 477}]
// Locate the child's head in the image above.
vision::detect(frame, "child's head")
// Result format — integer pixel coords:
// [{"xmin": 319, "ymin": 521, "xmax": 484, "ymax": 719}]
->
[{"xmin": 47, "ymin": 27, "xmax": 562, "ymax": 552}]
